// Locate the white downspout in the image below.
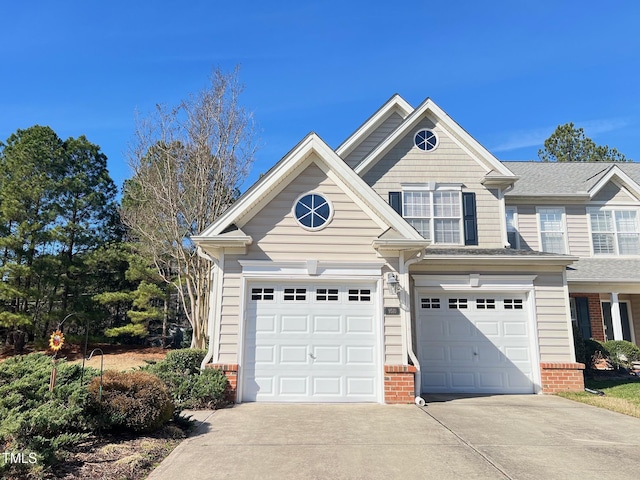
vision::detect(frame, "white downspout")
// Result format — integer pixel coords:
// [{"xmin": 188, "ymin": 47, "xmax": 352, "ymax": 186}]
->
[
  {"xmin": 197, "ymin": 247, "xmax": 220, "ymax": 371},
  {"xmin": 500, "ymin": 184, "xmax": 514, "ymax": 248},
  {"xmin": 399, "ymin": 249, "xmax": 425, "ymax": 401}
]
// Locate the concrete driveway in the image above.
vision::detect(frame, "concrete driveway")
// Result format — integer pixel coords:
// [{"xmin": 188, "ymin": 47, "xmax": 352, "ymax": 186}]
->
[{"xmin": 148, "ymin": 395, "xmax": 640, "ymax": 480}]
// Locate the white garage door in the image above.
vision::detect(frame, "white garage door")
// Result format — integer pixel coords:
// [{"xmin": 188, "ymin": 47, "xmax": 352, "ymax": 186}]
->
[
  {"xmin": 243, "ymin": 283, "xmax": 379, "ymax": 402},
  {"xmin": 417, "ymin": 293, "xmax": 535, "ymax": 394}
]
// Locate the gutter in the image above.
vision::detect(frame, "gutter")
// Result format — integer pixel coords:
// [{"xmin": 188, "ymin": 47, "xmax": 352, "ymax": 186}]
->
[
  {"xmin": 196, "ymin": 247, "xmax": 220, "ymax": 371},
  {"xmin": 399, "ymin": 249, "xmax": 425, "ymax": 403}
]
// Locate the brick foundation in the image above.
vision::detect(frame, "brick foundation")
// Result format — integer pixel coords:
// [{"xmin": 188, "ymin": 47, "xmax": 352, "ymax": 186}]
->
[
  {"xmin": 384, "ymin": 365, "xmax": 417, "ymax": 404},
  {"xmin": 207, "ymin": 363, "xmax": 238, "ymax": 403},
  {"xmin": 540, "ymin": 362, "xmax": 585, "ymax": 394}
]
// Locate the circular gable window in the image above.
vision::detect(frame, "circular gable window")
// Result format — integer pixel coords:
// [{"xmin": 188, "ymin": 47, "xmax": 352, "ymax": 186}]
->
[
  {"xmin": 293, "ymin": 192, "xmax": 333, "ymax": 230},
  {"xmin": 414, "ymin": 129, "xmax": 438, "ymax": 151}
]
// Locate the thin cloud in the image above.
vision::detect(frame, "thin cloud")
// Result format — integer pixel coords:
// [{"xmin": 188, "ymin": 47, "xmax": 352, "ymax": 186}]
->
[{"xmin": 491, "ymin": 117, "xmax": 631, "ymax": 153}]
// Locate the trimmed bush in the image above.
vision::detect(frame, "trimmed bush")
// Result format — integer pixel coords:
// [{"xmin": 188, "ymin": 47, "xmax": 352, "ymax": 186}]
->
[
  {"xmin": 144, "ymin": 348, "xmax": 227, "ymax": 409},
  {"xmin": 89, "ymin": 370, "xmax": 174, "ymax": 432},
  {"xmin": 0, "ymin": 353, "xmax": 99, "ymax": 475},
  {"xmin": 602, "ymin": 340, "xmax": 640, "ymax": 370}
]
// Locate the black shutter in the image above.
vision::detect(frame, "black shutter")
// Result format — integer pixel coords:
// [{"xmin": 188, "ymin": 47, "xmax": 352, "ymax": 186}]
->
[
  {"xmin": 575, "ymin": 297, "xmax": 592, "ymax": 339},
  {"xmin": 389, "ymin": 192, "xmax": 402, "ymax": 215},
  {"xmin": 462, "ymin": 192, "xmax": 478, "ymax": 245}
]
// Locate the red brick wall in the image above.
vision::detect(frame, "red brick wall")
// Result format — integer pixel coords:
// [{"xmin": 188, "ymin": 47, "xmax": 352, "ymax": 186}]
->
[
  {"xmin": 207, "ymin": 363, "xmax": 238, "ymax": 403},
  {"xmin": 540, "ymin": 362, "xmax": 585, "ymax": 393},
  {"xmin": 384, "ymin": 365, "xmax": 416, "ymax": 404},
  {"xmin": 570, "ymin": 293, "xmax": 605, "ymax": 341}
]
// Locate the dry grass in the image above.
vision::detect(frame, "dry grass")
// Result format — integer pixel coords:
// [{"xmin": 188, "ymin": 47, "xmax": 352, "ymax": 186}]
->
[
  {"xmin": 558, "ymin": 376, "xmax": 640, "ymax": 419},
  {"xmin": 67, "ymin": 347, "xmax": 167, "ymax": 371},
  {"xmin": 559, "ymin": 392, "xmax": 640, "ymax": 418}
]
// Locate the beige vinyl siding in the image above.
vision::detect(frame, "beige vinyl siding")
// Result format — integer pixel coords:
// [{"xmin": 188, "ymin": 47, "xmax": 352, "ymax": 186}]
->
[
  {"xmin": 566, "ymin": 205, "xmax": 590, "ymax": 257},
  {"xmin": 534, "ymin": 273, "xmax": 573, "ymax": 362},
  {"xmin": 239, "ymin": 162, "xmax": 384, "ymax": 261},
  {"xmin": 512, "ymin": 205, "xmax": 539, "ymax": 251},
  {"xmin": 592, "ymin": 181, "xmax": 637, "ymax": 203},
  {"xmin": 344, "ymin": 111, "xmax": 404, "ymax": 168},
  {"xmin": 382, "ymin": 259, "xmax": 403, "ymax": 365},
  {"xmin": 363, "ymin": 118, "xmax": 503, "ymax": 248},
  {"xmin": 218, "ymin": 261, "xmax": 242, "ymax": 364}
]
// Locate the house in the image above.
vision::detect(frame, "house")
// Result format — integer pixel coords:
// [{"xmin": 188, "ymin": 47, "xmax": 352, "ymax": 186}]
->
[
  {"xmin": 503, "ymin": 162, "xmax": 640, "ymax": 348},
  {"xmin": 193, "ymin": 94, "xmax": 596, "ymax": 404}
]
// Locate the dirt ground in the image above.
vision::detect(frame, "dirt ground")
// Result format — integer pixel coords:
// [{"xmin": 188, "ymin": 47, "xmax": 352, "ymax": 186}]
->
[{"xmin": 0, "ymin": 343, "xmax": 169, "ymax": 371}]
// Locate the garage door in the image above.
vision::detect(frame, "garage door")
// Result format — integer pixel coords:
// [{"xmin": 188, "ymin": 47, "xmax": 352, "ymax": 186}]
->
[
  {"xmin": 243, "ymin": 283, "xmax": 379, "ymax": 402},
  {"xmin": 417, "ymin": 293, "xmax": 535, "ymax": 394}
]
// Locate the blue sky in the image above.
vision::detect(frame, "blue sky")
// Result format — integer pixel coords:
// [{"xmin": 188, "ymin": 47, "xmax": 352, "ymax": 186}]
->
[{"xmin": 1, "ymin": 1, "xmax": 639, "ymax": 193}]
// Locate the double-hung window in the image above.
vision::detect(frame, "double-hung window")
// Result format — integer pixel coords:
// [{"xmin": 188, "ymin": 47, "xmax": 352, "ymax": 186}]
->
[
  {"xmin": 589, "ymin": 208, "xmax": 640, "ymax": 255},
  {"xmin": 402, "ymin": 187, "xmax": 462, "ymax": 244},
  {"xmin": 537, "ymin": 207, "xmax": 567, "ymax": 254}
]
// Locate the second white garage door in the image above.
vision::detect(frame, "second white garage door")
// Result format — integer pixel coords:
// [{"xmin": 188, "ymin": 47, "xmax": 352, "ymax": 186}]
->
[
  {"xmin": 417, "ymin": 292, "xmax": 535, "ymax": 394},
  {"xmin": 242, "ymin": 283, "xmax": 379, "ymax": 402}
]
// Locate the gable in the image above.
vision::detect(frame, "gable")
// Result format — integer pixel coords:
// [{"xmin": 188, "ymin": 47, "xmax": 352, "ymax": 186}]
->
[
  {"xmin": 362, "ymin": 117, "xmax": 492, "ymax": 190},
  {"xmin": 239, "ymin": 161, "xmax": 385, "ymax": 261},
  {"xmin": 343, "ymin": 111, "xmax": 405, "ymax": 168},
  {"xmin": 591, "ymin": 180, "xmax": 639, "ymax": 203},
  {"xmin": 354, "ymin": 98, "xmax": 515, "ymax": 179}
]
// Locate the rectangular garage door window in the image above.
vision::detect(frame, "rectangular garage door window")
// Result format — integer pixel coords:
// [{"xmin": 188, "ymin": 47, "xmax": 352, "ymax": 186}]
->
[
  {"xmin": 448, "ymin": 298, "xmax": 468, "ymax": 309},
  {"xmin": 316, "ymin": 288, "xmax": 339, "ymax": 301},
  {"xmin": 348, "ymin": 289, "xmax": 371, "ymax": 301},
  {"xmin": 284, "ymin": 288, "xmax": 306, "ymax": 301},
  {"xmin": 251, "ymin": 288, "xmax": 275, "ymax": 301},
  {"xmin": 504, "ymin": 299, "xmax": 524, "ymax": 309},
  {"xmin": 476, "ymin": 299, "xmax": 496, "ymax": 309},
  {"xmin": 421, "ymin": 298, "xmax": 441, "ymax": 309}
]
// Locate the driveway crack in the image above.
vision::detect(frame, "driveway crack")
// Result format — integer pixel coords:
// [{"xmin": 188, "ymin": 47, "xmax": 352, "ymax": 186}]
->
[{"xmin": 417, "ymin": 406, "xmax": 513, "ymax": 480}]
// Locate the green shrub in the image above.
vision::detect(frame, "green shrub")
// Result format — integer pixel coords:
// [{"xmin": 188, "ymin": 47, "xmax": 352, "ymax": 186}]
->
[
  {"xmin": 90, "ymin": 370, "xmax": 174, "ymax": 432},
  {"xmin": 585, "ymin": 338, "xmax": 606, "ymax": 367},
  {"xmin": 144, "ymin": 348, "xmax": 228, "ymax": 409},
  {"xmin": 602, "ymin": 340, "xmax": 640, "ymax": 369},
  {"xmin": 0, "ymin": 353, "xmax": 100, "ymax": 475}
]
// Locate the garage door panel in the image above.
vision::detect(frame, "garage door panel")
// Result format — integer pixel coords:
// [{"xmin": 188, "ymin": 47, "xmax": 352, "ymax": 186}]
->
[
  {"xmin": 313, "ymin": 346, "xmax": 341, "ymax": 364},
  {"xmin": 314, "ymin": 316, "xmax": 341, "ymax": 333},
  {"xmin": 243, "ymin": 283, "xmax": 378, "ymax": 402},
  {"xmin": 347, "ymin": 377, "xmax": 376, "ymax": 396},
  {"xmin": 346, "ymin": 316, "xmax": 374, "ymax": 333},
  {"xmin": 313, "ymin": 377, "xmax": 342, "ymax": 395},
  {"xmin": 281, "ymin": 315, "xmax": 309, "ymax": 333},
  {"xmin": 418, "ymin": 292, "xmax": 535, "ymax": 394},
  {"xmin": 280, "ymin": 345, "xmax": 309, "ymax": 364}
]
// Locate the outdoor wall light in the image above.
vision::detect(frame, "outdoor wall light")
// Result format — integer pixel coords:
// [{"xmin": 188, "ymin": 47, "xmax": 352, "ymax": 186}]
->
[{"xmin": 386, "ymin": 272, "xmax": 400, "ymax": 295}]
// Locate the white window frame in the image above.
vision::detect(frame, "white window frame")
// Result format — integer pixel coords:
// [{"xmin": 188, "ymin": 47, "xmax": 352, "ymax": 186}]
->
[
  {"xmin": 588, "ymin": 206, "xmax": 640, "ymax": 256},
  {"xmin": 401, "ymin": 184, "xmax": 463, "ymax": 245},
  {"xmin": 506, "ymin": 206, "xmax": 519, "ymax": 249},
  {"xmin": 536, "ymin": 207, "xmax": 568, "ymax": 254}
]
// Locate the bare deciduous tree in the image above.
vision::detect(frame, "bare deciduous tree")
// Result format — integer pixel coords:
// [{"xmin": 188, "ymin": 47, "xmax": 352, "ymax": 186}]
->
[{"xmin": 121, "ymin": 67, "xmax": 257, "ymax": 348}]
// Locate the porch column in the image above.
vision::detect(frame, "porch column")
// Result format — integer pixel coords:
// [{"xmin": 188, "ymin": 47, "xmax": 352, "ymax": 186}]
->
[{"xmin": 610, "ymin": 292, "xmax": 624, "ymax": 340}]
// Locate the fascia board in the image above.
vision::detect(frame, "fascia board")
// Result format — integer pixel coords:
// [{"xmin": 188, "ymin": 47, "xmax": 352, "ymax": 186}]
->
[
  {"xmin": 588, "ymin": 166, "xmax": 640, "ymax": 200},
  {"xmin": 354, "ymin": 98, "xmax": 516, "ymax": 178},
  {"xmin": 336, "ymin": 94, "xmax": 413, "ymax": 158},
  {"xmin": 191, "ymin": 235, "xmax": 253, "ymax": 247},
  {"xmin": 421, "ymin": 255, "xmax": 578, "ymax": 266}
]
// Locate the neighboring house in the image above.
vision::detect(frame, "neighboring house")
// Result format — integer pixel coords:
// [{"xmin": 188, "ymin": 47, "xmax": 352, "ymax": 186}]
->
[
  {"xmin": 193, "ymin": 95, "xmax": 586, "ymax": 404},
  {"xmin": 503, "ymin": 162, "xmax": 640, "ymax": 348}
]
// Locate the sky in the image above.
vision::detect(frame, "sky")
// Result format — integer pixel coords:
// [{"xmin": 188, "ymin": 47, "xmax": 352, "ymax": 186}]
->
[{"xmin": 1, "ymin": 1, "xmax": 639, "ymax": 194}]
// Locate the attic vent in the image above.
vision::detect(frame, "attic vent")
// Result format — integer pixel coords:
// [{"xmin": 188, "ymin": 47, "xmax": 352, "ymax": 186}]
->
[{"xmin": 414, "ymin": 129, "xmax": 438, "ymax": 151}]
